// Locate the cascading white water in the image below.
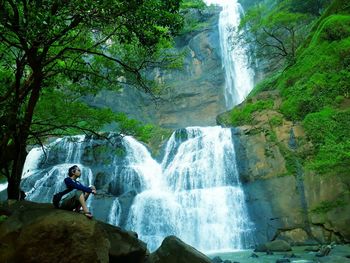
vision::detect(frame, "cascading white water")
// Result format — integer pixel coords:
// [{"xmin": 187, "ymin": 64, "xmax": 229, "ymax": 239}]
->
[
  {"xmin": 126, "ymin": 127, "xmax": 254, "ymax": 252},
  {"xmin": 108, "ymin": 198, "xmax": 122, "ymax": 225},
  {"xmin": 19, "ymin": 128, "xmax": 254, "ymax": 253},
  {"xmin": 204, "ymin": 0, "xmax": 254, "ymax": 109}
]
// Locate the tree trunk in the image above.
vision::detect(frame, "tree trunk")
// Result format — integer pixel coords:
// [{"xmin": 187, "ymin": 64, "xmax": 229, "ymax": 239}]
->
[{"xmin": 7, "ymin": 141, "xmax": 27, "ymax": 200}]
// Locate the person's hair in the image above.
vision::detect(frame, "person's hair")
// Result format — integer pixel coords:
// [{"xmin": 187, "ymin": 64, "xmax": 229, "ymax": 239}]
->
[{"xmin": 68, "ymin": 165, "xmax": 79, "ymax": 177}]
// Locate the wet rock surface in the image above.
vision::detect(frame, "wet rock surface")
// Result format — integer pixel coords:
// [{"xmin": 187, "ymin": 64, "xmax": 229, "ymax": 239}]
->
[
  {"xmin": 218, "ymin": 91, "xmax": 350, "ymax": 246},
  {"xmin": 0, "ymin": 201, "xmax": 147, "ymax": 263},
  {"xmin": 0, "ymin": 201, "xmax": 214, "ymax": 263},
  {"xmin": 148, "ymin": 235, "xmax": 212, "ymax": 263}
]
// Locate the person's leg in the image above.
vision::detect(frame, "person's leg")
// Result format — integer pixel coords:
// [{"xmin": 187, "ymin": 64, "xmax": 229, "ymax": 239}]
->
[
  {"xmin": 84, "ymin": 192, "xmax": 90, "ymax": 200},
  {"xmin": 78, "ymin": 192, "xmax": 89, "ymax": 213},
  {"xmin": 78, "ymin": 192, "xmax": 93, "ymax": 219}
]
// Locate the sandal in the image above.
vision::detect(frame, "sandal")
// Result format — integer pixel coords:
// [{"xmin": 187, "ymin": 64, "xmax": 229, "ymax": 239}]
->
[{"xmin": 84, "ymin": 212, "xmax": 93, "ymax": 219}]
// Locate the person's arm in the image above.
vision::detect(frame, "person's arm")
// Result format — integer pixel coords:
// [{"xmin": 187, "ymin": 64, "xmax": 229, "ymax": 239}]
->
[{"xmin": 64, "ymin": 177, "xmax": 92, "ymax": 193}]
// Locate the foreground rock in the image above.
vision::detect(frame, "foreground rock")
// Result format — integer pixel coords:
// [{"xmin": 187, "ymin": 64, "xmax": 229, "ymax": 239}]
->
[
  {"xmin": 148, "ymin": 236, "xmax": 212, "ymax": 263},
  {"xmin": 0, "ymin": 201, "xmax": 148, "ymax": 263},
  {"xmin": 0, "ymin": 201, "xmax": 213, "ymax": 263}
]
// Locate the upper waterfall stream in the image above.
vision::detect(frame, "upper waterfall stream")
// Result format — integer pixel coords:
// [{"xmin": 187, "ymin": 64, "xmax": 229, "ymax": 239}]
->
[{"xmin": 205, "ymin": 0, "xmax": 254, "ymax": 109}]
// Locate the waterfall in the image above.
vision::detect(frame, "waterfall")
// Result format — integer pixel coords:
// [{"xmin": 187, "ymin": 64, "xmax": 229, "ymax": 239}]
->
[
  {"xmin": 126, "ymin": 127, "xmax": 254, "ymax": 252},
  {"xmin": 20, "ymin": 128, "xmax": 254, "ymax": 253},
  {"xmin": 204, "ymin": 0, "xmax": 254, "ymax": 109}
]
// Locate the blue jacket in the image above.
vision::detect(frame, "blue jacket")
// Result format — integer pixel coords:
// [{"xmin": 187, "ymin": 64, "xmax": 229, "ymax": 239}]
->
[{"xmin": 64, "ymin": 177, "xmax": 92, "ymax": 193}]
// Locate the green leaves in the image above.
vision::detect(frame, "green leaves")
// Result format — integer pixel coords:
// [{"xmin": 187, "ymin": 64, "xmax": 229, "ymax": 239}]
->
[{"xmin": 237, "ymin": 0, "xmax": 314, "ymax": 70}]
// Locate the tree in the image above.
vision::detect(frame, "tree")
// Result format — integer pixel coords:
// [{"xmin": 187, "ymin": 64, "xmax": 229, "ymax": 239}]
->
[
  {"xmin": 288, "ymin": 0, "xmax": 331, "ymax": 16},
  {"xmin": 0, "ymin": 0, "xmax": 183, "ymax": 199},
  {"xmin": 232, "ymin": 1, "xmax": 312, "ymax": 71}
]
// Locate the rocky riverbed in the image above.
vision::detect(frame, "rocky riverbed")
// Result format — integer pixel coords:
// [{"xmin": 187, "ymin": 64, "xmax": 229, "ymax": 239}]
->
[{"xmin": 208, "ymin": 244, "xmax": 350, "ymax": 263}]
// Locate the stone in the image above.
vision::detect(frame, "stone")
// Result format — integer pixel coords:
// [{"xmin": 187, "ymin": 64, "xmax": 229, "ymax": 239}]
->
[
  {"xmin": 317, "ymin": 255, "xmax": 350, "ymax": 263},
  {"xmin": 148, "ymin": 236, "xmax": 212, "ymax": 263},
  {"xmin": 275, "ymin": 259, "xmax": 290, "ymax": 263},
  {"xmin": 316, "ymin": 245, "xmax": 332, "ymax": 257},
  {"xmin": 254, "ymin": 244, "xmax": 268, "ymax": 252},
  {"xmin": 0, "ymin": 201, "xmax": 147, "ymax": 263},
  {"xmin": 211, "ymin": 256, "xmax": 223, "ymax": 263},
  {"xmin": 265, "ymin": 240, "xmax": 292, "ymax": 252}
]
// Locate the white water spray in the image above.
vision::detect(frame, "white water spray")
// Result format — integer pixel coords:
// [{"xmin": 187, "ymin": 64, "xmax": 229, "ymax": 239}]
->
[{"xmin": 126, "ymin": 127, "xmax": 254, "ymax": 252}]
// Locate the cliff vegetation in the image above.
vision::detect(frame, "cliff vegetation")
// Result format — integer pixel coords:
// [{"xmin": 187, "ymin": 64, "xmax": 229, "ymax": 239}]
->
[{"xmin": 223, "ymin": 0, "xmax": 350, "ymax": 178}]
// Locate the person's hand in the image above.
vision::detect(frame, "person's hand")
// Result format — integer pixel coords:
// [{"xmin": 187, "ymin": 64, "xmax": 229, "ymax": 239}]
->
[{"xmin": 90, "ymin": 185, "xmax": 96, "ymax": 194}]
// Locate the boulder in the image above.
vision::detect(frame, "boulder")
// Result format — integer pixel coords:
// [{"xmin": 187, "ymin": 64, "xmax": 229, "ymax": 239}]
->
[
  {"xmin": 266, "ymin": 240, "xmax": 292, "ymax": 252},
  {"xmin": 0, "ymin": 201, "xmax": 148, "ymax": 263},
  {"xmin": 148, "ymin": 235, "xmax": 212, "ymax": 263},
  {"xmin": 255, "ymin": 240, "xmax": 291, "ymax": 252}
]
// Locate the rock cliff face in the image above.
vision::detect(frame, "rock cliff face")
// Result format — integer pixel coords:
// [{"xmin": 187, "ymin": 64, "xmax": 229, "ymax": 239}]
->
[
  {"xmin": 87, "ymin": 7, "xmax": 226, "ymax": 128},
  {"xmin": 218, "ymin": 91, "xmax": 350, "ymax": 246}
]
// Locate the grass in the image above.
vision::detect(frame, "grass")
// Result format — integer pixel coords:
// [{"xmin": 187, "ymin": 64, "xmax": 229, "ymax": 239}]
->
[{"xmin": 230, "ymin": 99, "xmax": 274, "ymax": 126}]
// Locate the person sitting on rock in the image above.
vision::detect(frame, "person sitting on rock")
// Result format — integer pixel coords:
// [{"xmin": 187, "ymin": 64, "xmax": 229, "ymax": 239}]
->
[{"xmin": 59, "ymin": 165, "xmax": 96, "ymax": 219}]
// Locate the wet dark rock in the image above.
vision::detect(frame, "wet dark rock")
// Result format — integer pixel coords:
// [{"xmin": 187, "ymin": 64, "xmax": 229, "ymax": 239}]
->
[
  {"xmin": 149, "ymin": 235, "xmax": 212, "ymax": 263},
  {"xmin": 0, "ymin": 200, "xmax": 148, "ymax": 263},
  {"xmin": 254, "ymin": 240, "xmax": 291, "ymax": 252},
  {"xmin": 283, "ymin": 252, "xmax": 299, "ymax": 258},
  {"xmin": 276, "ymin": 259, "xmax": 290, "ymax": 263},
  {"xmin": 316, "ymin": 245, "xmax": 332, "ymax": 257},
  {"xmin": 250, "ymin": 253, "xmax": 259, "ymax": 258},
  {"xmin": 211, "ymin": 256, "xmax": 223, "ymax": 263},
  {"xmin": 304, "ymin": 246, "xmax": 320, "ymax": 252}
]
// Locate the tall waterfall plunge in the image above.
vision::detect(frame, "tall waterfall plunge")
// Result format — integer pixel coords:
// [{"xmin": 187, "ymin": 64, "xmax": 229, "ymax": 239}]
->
[
  {"xmin": 20, "ymin": 127, "xmax": 254, "ymax": 253},
  {"xmin": 205, "ymin": 0, "xmax": 254, "ymax": 109}
]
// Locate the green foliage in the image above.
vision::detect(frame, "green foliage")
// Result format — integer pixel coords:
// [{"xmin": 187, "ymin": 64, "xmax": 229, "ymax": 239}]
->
[
  {"xmin": 115, "ymin": 113, "xmax": 154, "ymax": 143},
  {"xmin": 0, "ymin": 175, "xmax": 6, "ymax": 184},
  {"xmin": 230, "ymin": 100, "xmax": 274, "ymax": 126},
  {"xmin": 303, "ymin": 108, "xmax": 350, "ymax": 174},
  {"xmin": 142, "ymin": 125, "xmax": 173, "ymax": 156},
  {"xmin": 115, "ymin": 148, "xmax": 126, "ymax": 157},
  {"xmin": 179, "ymin": 1, "xmax": 213, "ymax": 35},
  {"xmin": 248, "ymin": 72, "xmax": 281, "ymax": 97},
  {"xmin": 278, "ymin": 15, "xmax": 350, "ymax": 120},
  {"xmin": 269, "ymin": 116, "xmax": 283, "ymax": 127},
  {"xmin": 310, "ymin": 199, "xmax": 347, "ymax": 214},
  {"xmin": 288, "ymin": 0, "xmax": 332, "ymax": 15},
  {"xmin": 270, "ymin": 11, "xmax": 350, "ymax": 175},
  {"xmin": 0, "ymin": 0, "xmax": 184, "ymax": 197},
  {"xmin": 0, "ymin": 215, "xmax": 8, "ymax": 223},
  {"xmin": 237, "ymin": 1, "xmax": 313, "ymax": 69},
  {"xmin": 180, "ymin": 0, "xmax": 206, "ymax": 9},
  {"xmin": 235, "ymin": 1, "xmax": 350, "ymax": 177}
]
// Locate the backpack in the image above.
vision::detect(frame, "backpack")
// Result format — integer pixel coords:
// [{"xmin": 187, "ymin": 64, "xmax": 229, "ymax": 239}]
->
[
  {"xmin": 52, "ymin": 192, "xmax": 64, "ymax": 208},
  {"xmin": 52, "ymin": 188, "xmax": 72, "ymax": 208}
]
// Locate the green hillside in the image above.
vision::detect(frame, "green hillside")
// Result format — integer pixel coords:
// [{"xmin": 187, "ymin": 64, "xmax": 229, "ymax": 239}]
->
[{"xmin": 229, "ymin": 0, "xmax": 350, "ymax": 176}]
